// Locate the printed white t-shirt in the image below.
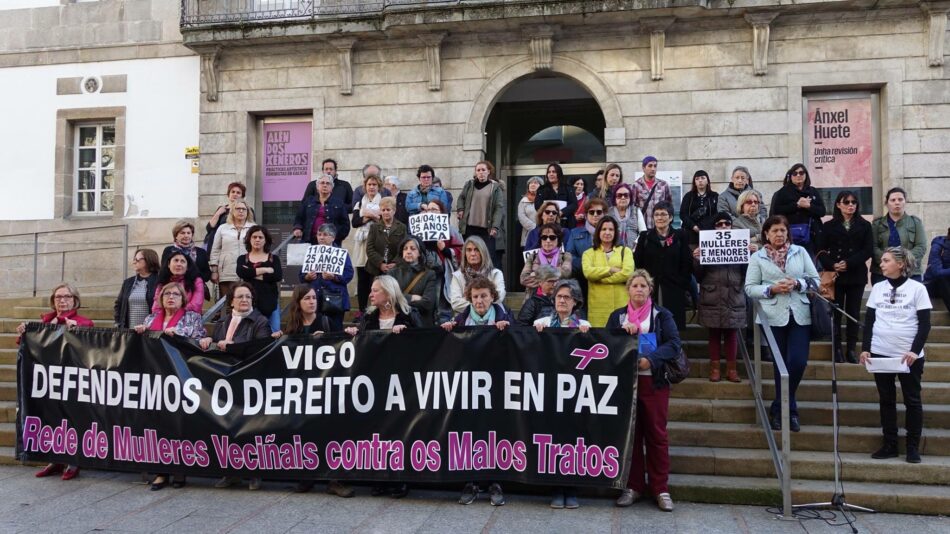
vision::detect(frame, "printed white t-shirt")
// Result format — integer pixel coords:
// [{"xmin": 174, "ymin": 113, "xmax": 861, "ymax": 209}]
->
[{"xmin": 867, "ymin": 279, "xmax": 932, "ymax": 359}]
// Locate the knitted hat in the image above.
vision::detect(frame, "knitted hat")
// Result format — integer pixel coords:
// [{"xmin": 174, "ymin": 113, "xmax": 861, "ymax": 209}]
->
[{"xmin": 642, "ymin": 156, "xmax": 658, "ymax": 166}]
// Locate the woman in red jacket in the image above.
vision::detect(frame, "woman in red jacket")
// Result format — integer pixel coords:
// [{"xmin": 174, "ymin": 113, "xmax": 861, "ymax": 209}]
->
[{"xmin": 16, "ymin": 283, "xmax": 94, "ymax": 481}]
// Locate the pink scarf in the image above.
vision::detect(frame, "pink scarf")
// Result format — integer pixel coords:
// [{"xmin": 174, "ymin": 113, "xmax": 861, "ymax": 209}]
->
[
  {"xmin": 149, "ymin": 307, "xmax": 185, "ymax": 331},
  {"xmin": 626, "ymin": 298, "xmax": 653, "ymax": 329},
  {"xmin": 538, "ymin": 247, "xmax": 561, "ymax": 267}
]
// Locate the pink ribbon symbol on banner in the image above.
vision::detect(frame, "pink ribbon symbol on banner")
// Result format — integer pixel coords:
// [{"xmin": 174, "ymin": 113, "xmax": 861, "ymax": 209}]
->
[{"xmin": 569, "ymin": 343, "xmax": 610, "ymax": 370}]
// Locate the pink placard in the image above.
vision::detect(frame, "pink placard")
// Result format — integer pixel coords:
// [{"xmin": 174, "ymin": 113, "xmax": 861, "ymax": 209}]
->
[
  {"xmin": 262, "ymin": 121, "xmax": 312, "ymax": 201},
  {"xmin": 806, "ymin": 98, "xmax": 873, "ymax": 188}
]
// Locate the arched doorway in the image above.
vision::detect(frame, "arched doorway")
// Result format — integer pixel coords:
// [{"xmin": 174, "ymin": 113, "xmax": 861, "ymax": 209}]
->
[{"xmin": 484, "ymin": 74, "xmax": 606, "ymax": 287}]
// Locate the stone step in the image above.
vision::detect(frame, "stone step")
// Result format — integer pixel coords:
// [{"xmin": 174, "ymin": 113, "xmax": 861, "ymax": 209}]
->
[
  {"xmin": 0, "ymin": 402, "xmax": 15, "ymax": 425},
  {"xmin": 0, "ymin": 296, "xmax": 117, "ymax": 308},
  {"xmin": 0, "ymin": 350, "xmax": 15, "ymax": 366},
  {"xmin": 0, "ymin": 365, "xmax": 14, "ymax": 383},
  {"xmin": 670, "ymin": 446, "xmax": 950, "ymax": 485},
  {"xmin": 670, "ymin": 378, "xmax": 950, "ymax": 404},
  {"xmin": 682, "ymin": 339, "xmax": 950, "ymax": 363},
  {"xmin": 0, "ymin": 382, "xmax": 16, "ymax": 402},
  {"xmin": 686, "ymin": 358, "xmax": 950, "ymax": 382},
  {"xmin": 678, "ymin": 323, "xmax": 950, "ymax": 343},
  {"xmin": 668, "ymin": 421, "xmax": 950, "ymax": 456},
  {"xmin": 668, "ymin": 398, "xmax": 950, "ymax": 429},
  {"xmin": 0, "ymin": 423, "xmax": 14, "ymax": 447},
  {"xmin": 668, "ymin": 474, "xmax": 950, "ymax": 515}
]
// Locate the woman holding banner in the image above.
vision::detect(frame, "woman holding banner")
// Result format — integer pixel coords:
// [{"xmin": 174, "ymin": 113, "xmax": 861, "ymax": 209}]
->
[
  {"xmin": 365, "ymin": 197, "xmax": 408, "ymax": 296},
  {"xmin": 520, "ymin": 223, "xmax": 572, "ymax": 294},
  {"xmin": 524, "ymin": 201, "xmax": 570, "ymax": 251},
  {"xmin": 236, "ymin": 226, "xmax": 283, "ymax": 334},
  {"xmin": 583, "ymin": 216, "xmax": 635, "ymax": 327},
  {"xmin": 200, "ymin": 282, "xmax": 271, "ymax": 491},
  {"xmin": 19, "ymin": 283, "xmax": 93, "ymax": 482},
  {"xmin": 134, "ymin": 281, "xmax": 206, "ymax": 490},
  {"xmin": 441, "ymin": 276, "xmax": 512, "ymax": 507},
  {"xmin": 607, "ymin": 270, "xmax": 680, "ymax": 512},
  {"xmin": 449, "ymin": 236, "xmax": 506, "ymax": 313},
  {"xmin": 861, "ymin": 247, "xmax": 932, "ymax": 464},
  {"xmin": 391, "ymin": 237, "xmax": 439, "ymax": 326},
  {"xmin": 745, "ymin": 215, "xmax": 819, "ymax": 433},
  {"xmin": 693, "ymin": 213, "xmax": 746, "ymax": 382},
  {"xmin": 299, "ymin": 223, "xmax": 353, "ymax": 333}
]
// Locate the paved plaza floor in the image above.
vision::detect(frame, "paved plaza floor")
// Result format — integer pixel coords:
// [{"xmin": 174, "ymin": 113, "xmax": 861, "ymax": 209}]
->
[{"xmin": 0, "ymin": 465, "xmax": 944, "ymax": 533}]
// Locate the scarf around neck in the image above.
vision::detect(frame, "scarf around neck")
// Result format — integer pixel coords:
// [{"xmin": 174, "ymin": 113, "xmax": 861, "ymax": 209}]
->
[
  {"xmin": 764, "ymin": 241, "xmax": 790, "ymax": 271},
  {"xmin": 538, "ymin": 247, "xmax": 561, "ymax": 267},
  {"xmin": 551, "ymin": 313, "xmax": 582, "ymax": 328},
  {"xmin": 466, "ymin": 304, "xmax": 496, "ymax": 326},
  {"xmin": 225, "ymin": 309, "xmax": 253, "ymax": 342},
  {"xmin": 174, "ymin": 242, "xmax": 197, "ymax": 262},
  {"xmin": 626, "ymin": 298, "xmax": 652, "ymax": 329},
  {"xmin": 150, "ymin": 307, "xmax": 186, "ymax": 331}
]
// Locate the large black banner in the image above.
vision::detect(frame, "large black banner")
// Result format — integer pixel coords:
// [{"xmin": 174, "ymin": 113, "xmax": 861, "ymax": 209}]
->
[{"xmin": 17, "ymin": 324, "xmax": 638, "ymax": 488}]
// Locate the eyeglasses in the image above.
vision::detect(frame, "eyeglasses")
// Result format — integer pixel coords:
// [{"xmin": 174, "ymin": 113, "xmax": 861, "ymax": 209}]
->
[
  {"xmin": 53, "ymin": 294, "xmax": 74, "ymax": 301},
  {"xmin": 791, "ymin": 170, "xmax": 806, "ymax": 176},
  {"xmin": 588, "ymin": 209, "xmax": 603, "ymax": 215},
  {"xmin": 745, "ymin": 200, "xmax": 761, "ymax": 205},
  {"xmin": 232, "ymin": 207, "xmax": 248, "ymax": 211},
  {"xmin": 615, "ymin": 193, "xmax": 630, "ymax": 199},
  {"xmin": 554, "ymin": 294, "xmax": 574, "ymax": 300},
  {"xmin": 654, "ymin": 212, "xmax": 670, "ymax": 218},
  {"xmin": 540, "ymin": 235, "xmax": 558, "ymax": 241},
  {"xmin": 715, "ymin": 222, "xmax": 731, "ymax": 228},
  {"xmin": 543, "ymin": 210, "xmax": 559, "ymax": 216},
  {"xmin": 132, "ymin": 257, "xmax": 144, "ymax": 263},
  {"xmin": 163, "ymin": 292, "xmax": 183, "ymax": 298},
  {"xmin": 840, "ymin": 200, "xmax": 857, "ymax": 206}
]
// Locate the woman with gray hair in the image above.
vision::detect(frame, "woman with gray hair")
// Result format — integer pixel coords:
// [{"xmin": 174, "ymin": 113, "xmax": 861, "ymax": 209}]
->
[
  {"xmin": 449, "ymin": 236, "xmax": 506, "ymax": 313},
  {"xmin": 717, "ymin": 166, "xmax": 768, "ymax": 224},
  {"xmin": 534, "ymin": 278, "xmax": 591, "ymax": 332},
  {"xmin": 345, "ymin": 275, "xmax": 420, "ymax": 336},
  {"xmin": 861, "ymin": 247, "xmax": 932, "ymax": 463},
  {"xmin": 516, "ymin": 264, "xmax": 560, "ymax": 325},
  {"xmin": 518, "ymin": 176, "xmax": 544, "ymax": 248}
]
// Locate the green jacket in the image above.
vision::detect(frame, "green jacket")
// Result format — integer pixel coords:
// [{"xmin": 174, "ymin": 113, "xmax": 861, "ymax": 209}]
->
[
  {"xmin": 871, "ymin": 214, "xmax": 926, "ymax": 275},
  {"xmin": 457, "ymin": 179, "xmax": 505, "ymax": 235}
]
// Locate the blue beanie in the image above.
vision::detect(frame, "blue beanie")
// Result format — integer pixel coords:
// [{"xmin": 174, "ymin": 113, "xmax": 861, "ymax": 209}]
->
[{"xmin": 642, "ymin": 156, "xmax": 657, "ymax": 166}]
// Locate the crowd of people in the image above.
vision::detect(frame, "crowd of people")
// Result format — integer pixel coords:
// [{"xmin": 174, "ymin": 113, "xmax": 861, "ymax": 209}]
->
[{"xmin": 16, "ymin": 156, "xmax": 941, "ymax": 511}]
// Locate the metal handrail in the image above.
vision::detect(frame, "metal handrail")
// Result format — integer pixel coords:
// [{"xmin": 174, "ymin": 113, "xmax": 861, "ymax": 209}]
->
[
  {"xmin": 0, "ymin": 224, "xmax": 129, "ymax": 298},
  {"xmin": 202, "ymin": 232, "xmax": 297, "ymax": 322},
  {"xmin": 739, "ymin": 299, "xmax": 792, "ymax": 519}
]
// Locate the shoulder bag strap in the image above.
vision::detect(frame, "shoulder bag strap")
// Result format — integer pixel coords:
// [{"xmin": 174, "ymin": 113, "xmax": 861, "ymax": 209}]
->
[{"xmin": 404, "ymin": 270, "xmax": 427, "ymax": 294}]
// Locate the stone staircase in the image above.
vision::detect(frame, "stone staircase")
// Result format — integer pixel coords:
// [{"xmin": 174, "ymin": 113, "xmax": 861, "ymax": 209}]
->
[{"xmin": 2, "ymin": 294, "xmax": 949, "ymax": 515}]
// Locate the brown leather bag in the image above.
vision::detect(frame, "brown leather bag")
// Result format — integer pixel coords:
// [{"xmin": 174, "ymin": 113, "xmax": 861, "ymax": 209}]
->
[{"xmin": 815, "ymin": 251, "xmax": 837, "ymax": 300}]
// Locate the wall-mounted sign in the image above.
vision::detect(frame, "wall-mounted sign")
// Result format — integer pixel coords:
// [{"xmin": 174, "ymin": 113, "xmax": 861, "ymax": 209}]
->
[{"xmin": 262, "ymin": 122, "xmax": 312, "ymax": 201}]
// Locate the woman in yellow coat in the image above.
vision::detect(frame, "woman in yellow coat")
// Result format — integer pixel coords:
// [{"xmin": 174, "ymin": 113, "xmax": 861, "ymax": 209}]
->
[{"xmin": 583, "ymin": 216, "xmax": 635, "ymax": 326}]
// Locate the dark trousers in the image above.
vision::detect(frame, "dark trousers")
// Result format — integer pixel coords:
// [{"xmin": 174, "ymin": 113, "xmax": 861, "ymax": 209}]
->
[
  {"xmin": 833, "ymin": 282, "xmax": 864, "ymax": 350},
  {"xmin": 656, "ymin": 282, "xmax": 686, "ymax": 330},
  {"xmin": 463, "ymin": 226, "xmax": 500, "ymax": 269},
  {"xmin": 356, "ymin": 266, "xmax": 372, "ymax": 313},
  {"xmin": 628, "ymin": 375, "xmax": 670, "ymax": 496},
  {"xmin": 874, "ymin": 357, "xmax": 925, "ymax": 446},
  {"xmin": 769, "ymin": 316, "xmax": 810, "ymax": 417},
  {"xmin": 928, "ymin": 276, "xmax": 950, "ymax": 313}
]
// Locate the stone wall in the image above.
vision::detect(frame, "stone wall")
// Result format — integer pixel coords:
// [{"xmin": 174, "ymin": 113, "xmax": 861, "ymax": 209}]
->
[{"xmin": 197, "ymin": 6, "xmax": 950, "ymax": 240}]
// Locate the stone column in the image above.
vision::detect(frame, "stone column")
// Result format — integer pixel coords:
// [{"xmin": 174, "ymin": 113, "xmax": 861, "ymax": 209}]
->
[
  {"xmin": 641, "ymin": 17, "xmax": 675, "ymax": 81},
  {"xmin": 200, "ymin": 47, "xmax": 221, "ymax": 102},
  {"xmin": 920, "ymin": 2, "xmax": 950, "ymax": 67},
  {"xmin": 330, "ymin": 37, "xmax": 358, "ymax": 95},
  {"xmin": 419, "ymin": 32, "xmax": 447, "ymax": 91},
  {"xmin": 525, "ymin": 25, "xmax": 556, "ymax": 71},
  {"xmin": 745, "ymin": 12, "xmax": 779, "ymax": 76}
]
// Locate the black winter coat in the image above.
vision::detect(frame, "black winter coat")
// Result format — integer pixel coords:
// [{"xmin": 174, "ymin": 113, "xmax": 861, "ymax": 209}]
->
[
  {"xmin": 358, "ymin": 308, "xmax": 423, "ymax": 330},
  {"xmin": 390, "ymin": 262, "xmax": 439, "ymax": 326},
  {"xmin": 209, "ymin": 310, "xmax": 272, "ymax": 344},
  {"xmin": 771, "ymin": 184, "xmax": 826, "ymax": 248},
  {"xmin": 606, "ymin": 304, "xmax": 681, "ymax": 389},
  {"xmin": 535, "ymin": 183, "xmax": 578, "ymax": 229},
  {"xmin": 516, "ymin": 292, "xmax": 554, "ymax": 326},
  {"xmin": 818, "ymin": 217, "xmax": 873, "ymax": 286},
  {"xmin": 679, "ymin": 190, "xmax": 719, "ymax": 246}
]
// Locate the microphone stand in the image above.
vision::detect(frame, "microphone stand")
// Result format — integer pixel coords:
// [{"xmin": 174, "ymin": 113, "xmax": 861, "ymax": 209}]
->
[{"xmin": 793, "ymin": 287, "xmax": 874, "ymax": 531}]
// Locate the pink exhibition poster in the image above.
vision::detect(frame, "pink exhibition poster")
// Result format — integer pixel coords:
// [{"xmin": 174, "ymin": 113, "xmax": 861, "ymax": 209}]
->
[
  {"xmin": 262, "ymin": 121, "xmax": 312, "ymax": 201},
  {"xmin": 805, "ymin": 98, "xmax": 873, "ymax": 189}
]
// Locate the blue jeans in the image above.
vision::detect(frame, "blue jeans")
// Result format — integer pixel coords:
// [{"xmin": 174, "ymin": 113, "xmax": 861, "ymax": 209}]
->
[
  {"xmin": 770, "ymin": 315, "xmax": 810, "ymax": 418},
  {"xmin": 268, "ymin": 308, "xmax": 281, "ymax": 333}
]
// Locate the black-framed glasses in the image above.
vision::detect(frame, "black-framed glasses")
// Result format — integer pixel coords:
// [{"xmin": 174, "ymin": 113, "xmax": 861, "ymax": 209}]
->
[
  {"xmin": 588, "ymin": 209, "xmax": 603, "ymax": 215},
  {"xmin": 841, "ymin": 199, "xmax": 857, "ymax": 206},
  {"xmin": 543, "ymin": 210, "xmax": 559, "ymax": 216},
  {"xmin": 540, "ymin": 234, "xmax": 558, "ymax": 241},
  {"xmin": 792, "ymin": 170, "xmax": 806, "ymax": 176}
]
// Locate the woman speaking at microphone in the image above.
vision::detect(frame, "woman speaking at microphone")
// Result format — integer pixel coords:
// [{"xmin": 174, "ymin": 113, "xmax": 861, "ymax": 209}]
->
[{"xmin": 861, "ymin": 247, "xmax": 932, "ymax": 464}]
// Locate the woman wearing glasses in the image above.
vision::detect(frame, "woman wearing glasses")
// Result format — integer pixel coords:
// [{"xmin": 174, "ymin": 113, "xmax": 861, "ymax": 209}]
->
[
  {"xmin": 861, "ymin": 247, "xmax": 931, "ymax": 464},
  {"xmin": 771, "ymin": 163, "xmax": 826, "ymax": 254},
  {"xmin": 608, "ymin": 183, "xmax": 646, "ymax": 252},
  {"xmin": 818, "ymin": 191, "xmax": 872, "ymax": 363},
  {"xmin": 114, "ymin": 248, "xmax": 160, "ymax": 328},
  {"xmin": 731, "ymin": 190, "xmax": 763, "ymax": 253},
  {"xmin": 635, "ymin": 203, "xmax": 692, "ymax": 330},
  {"xmin": 18, "ymin": 283, "xmax": 93, "ymax": 482},
  {"xmin": 693, "ymin": 213, "xmax": 746, "ymax": 382},
  {"xmin": 520, "ymin": 223, "xmax": 572, "ymax": 295},
  {"xmin": 524, "ymin": 201, "xmax": 571, "ymax": 251}
]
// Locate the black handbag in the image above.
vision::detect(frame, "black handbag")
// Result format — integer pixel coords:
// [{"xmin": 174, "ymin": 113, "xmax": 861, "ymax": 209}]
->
[
  {"xmin": 319, "ymin": 287, "xmax": 345, "ymax": 315},
  {"xmin": 809, "ymin": 292, "xmax": 833, "ymax": 340},
  {"xmin": 664, "ymin": 346, "xmax": 691, "ymax": 384}
]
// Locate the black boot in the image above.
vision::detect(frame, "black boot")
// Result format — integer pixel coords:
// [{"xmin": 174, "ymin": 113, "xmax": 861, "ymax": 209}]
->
[
  {"xmin": 906, "ymin": 436, "xmax": 921, "ymax": 464},
  {"xmin": 833, "ymin": 346, "xmax": 845, "ymax": 363},
  {"xmin": 871, "ymin": 441, "xmax": 899, "ymax": 459}
]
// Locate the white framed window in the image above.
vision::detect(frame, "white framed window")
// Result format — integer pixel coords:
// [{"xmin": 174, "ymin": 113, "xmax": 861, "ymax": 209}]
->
[{"xmin": 73, "ymin": 123, "xmax": 116, "ymax": 215}]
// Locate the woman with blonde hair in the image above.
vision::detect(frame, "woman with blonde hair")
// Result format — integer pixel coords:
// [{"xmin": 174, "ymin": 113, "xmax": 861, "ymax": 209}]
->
[{"xmin": 210, "ymin": 198, "xmax": 255, "ymax": 299}]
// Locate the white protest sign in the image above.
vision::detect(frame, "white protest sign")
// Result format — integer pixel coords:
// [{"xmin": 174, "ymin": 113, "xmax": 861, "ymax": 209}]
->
[
  {"xmin": 301, "ymin": 245, "xmax": 348, "ymax": 275},
  {"xmin": 286, "ymin": 243, "xmax": 310, "ymax": 266},
  {"xmin": 698, "ymin": 229, "xmax": 750, "ymax": 265},
  {"xmin": 409, "ymin": 213, "xmax": 450, "ymax": 242}
]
